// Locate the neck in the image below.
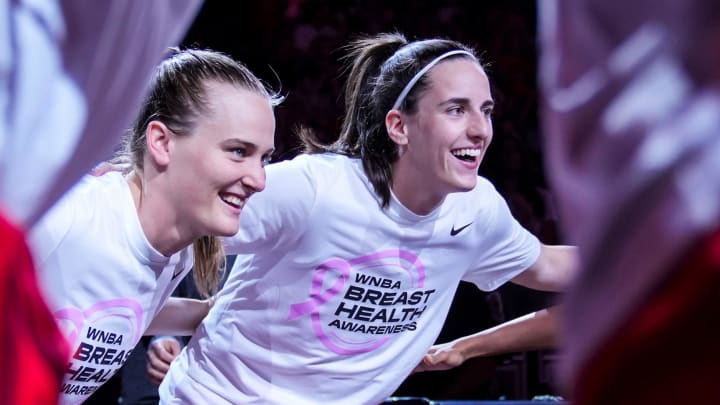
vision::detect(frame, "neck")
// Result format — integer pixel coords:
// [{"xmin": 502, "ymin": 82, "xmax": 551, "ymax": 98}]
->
[
  {"xmin": 390, "ymin": 161, "xmax": 445, "ymax": 216},
  {"xmin": 127, "ymin": 171, "xmax": 194, "ymax": 256}
]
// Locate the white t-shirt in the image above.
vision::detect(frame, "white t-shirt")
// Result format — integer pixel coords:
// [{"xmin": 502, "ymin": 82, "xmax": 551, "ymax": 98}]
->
[
  {"xmin": 30, "ymin": 172, "xmax": 193, "ymax": 405},
  {"xmin": 160, "ymin": 154, "xmax": 540, "ymax": 405}
]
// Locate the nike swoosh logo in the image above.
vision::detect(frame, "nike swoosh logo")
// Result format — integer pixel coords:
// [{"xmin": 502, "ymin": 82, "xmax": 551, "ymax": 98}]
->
[
  {"xmin": 450, "ymin": 222, "xmax": 473, "ymax": 236},
  {"xmin": 171, "ymin": 268, "xmax": 184, "ymax": 281}
]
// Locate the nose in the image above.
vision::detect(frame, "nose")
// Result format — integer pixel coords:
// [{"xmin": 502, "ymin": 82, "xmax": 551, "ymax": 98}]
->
[
  {"xmin": 468, "ymin": 111, "xmax": 492, "ymax": 141},
  {"xmin": 241, "ymin": 159, "xmax": 267, "ymax": 193}
]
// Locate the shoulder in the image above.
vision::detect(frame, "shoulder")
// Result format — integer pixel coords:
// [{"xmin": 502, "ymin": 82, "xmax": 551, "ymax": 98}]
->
[
  {"xmin": 266, "ymin": 153, "xmax": 356, "ymax": 187},
  {"xmin": 31, "ymin": 172, "xmax": 130, "ymax": 245},
  {"xmin": 64, "ymin": 172, "xmax": 130, "ymax": 214},
  {"xmin": 269, "ymin": 153, "xmax": 352, "ymax": 172}
]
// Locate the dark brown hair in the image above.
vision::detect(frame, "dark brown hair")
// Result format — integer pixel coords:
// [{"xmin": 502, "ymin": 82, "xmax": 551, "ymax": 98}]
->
[{"xmin": 300, "ymin": 33, "xmax": 479, "ymax": 207}]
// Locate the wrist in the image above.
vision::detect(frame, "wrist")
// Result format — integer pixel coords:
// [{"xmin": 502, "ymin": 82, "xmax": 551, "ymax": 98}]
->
[{"xmin": 457, "ymin": 332, "xmax": 491, "ymax": 360}]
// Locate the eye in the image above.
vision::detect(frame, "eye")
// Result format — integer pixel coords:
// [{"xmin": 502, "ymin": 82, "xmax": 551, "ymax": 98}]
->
[
  {"xmin": 482, "ymin": 106, "xmax": 494, "ymax": 117},
  {"xmin": 230, "ymin": 147, "xmax": 247, "ymax": 157},
  {"xmin": 447, "ymin": 105, "xmax": 464, "ymax": 115},
  {"xmin": 261, "ymin": 154, "xmax": 273, "ymax": 167}
]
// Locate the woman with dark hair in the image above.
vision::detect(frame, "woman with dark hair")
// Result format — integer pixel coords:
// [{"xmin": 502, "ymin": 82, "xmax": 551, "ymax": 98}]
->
[
  {"xmin": 29, "ymin": 48, "xmax": 281, "ymax": 405},
  {"xmin": 158, "ymin": 33, "xmax": 575, "ymax": 404}
]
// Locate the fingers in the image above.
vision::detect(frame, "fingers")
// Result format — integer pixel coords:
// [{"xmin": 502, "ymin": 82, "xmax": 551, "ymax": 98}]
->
[
  {"xmin": 159, "ymin": 339, "xmax": 182, "ymax": 360},
  {"xmin": 147, "ymin": 363, "xmax": 168, "ymax": 385},
  {"xmin": 146, "ymin": 338, "xmax": 182, "ymax": 385},
  {"xmin": 89, "ymin": 162, "xmax": 114, "ymax": 176},
  {"xmin": 414, "ymin": 344, "xmax": 466, "ymax": 374},
  {"xmin": 89, "ymin": 162, "xmax": 128, "ymax": 176},
  {"xmin": 411, "ymin": 354, "xmax": 436, "ymax": 374},
  {"xmin": 418, "ymin": 351, "xmax": 463, "ymax": 372}
]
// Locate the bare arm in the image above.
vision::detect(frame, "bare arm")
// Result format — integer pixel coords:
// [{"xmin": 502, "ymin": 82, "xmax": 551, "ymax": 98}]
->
[
  {"xmin": 511, "ymin": 244, "xmax": 578, "ymax": 292},
  {"xmin": 415, "ymin": 306, "xmax": 559, "ymax": 373},
  {"xmin": 144, "ymin": 296, "xmax": 213, "ymax": 336}
]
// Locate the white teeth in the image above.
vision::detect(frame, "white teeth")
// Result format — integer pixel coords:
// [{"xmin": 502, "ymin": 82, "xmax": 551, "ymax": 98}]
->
[
  {"xmin": 452, "ymin": 148, "xmax": 482, "ymax": 157},
  {"xmin": 221, "ymin": 194, "xmax": 243, "ymax": 206}
]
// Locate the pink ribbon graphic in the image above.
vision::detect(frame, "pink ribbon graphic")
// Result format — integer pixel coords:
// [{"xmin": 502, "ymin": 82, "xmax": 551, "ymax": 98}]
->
[
  {"xmin": 288, "ymin": 249, "xmax": 425, "ymax": 354},
  {"xmin": 54, "ymin": 298, "xmax": 144, "ymax": 349}
]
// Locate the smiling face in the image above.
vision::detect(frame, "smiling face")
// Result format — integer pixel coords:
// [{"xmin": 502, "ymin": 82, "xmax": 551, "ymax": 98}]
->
[
  {"xmin": 390, "ymin": 58, "xmax": 493, "ymax": 213},
  {"xmin": 166, "ymin": 81, "xmax": 276, "ymax": 237}
]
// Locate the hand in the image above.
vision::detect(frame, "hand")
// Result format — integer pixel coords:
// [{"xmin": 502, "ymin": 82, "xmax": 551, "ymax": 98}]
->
[
  {"xmin": 90, "ymin": 161, "xmax": 129, "ymax": 176},
  {"xmin": 412, "ymin": 341, "xmax": 466, "ymax": 374},
  {"xmin": 146, "ymin": 337, "xmax": 182, "ymax": 385}
]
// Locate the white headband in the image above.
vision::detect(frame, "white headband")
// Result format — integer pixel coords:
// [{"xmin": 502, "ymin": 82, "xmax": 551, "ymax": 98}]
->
[{"xmin": 391, "ymin": 50, "xmax": 475, "ymax": 110}]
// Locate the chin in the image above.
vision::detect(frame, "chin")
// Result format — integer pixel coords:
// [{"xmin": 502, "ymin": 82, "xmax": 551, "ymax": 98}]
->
[
  {"xmin": 454, "ymin": 176, "xmax": 477, "ymax": 192},
  {"xmin": 210, "ymin": 220, "xmax": 241, "ymax": 237}
]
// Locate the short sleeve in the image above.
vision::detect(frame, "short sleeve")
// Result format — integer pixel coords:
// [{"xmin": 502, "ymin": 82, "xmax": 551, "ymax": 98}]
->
[{"xmin": 463, "ymin": 182, "xmax": 541, "ymax": 291}]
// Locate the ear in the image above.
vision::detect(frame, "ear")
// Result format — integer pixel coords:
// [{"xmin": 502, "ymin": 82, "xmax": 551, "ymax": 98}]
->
[
  {"xmin": 385, "ymin": 109, "xmax": 408, "ymax": 146},
  {"xmin": 145, "ymin": 121, "xmax": 172, "ymax": 167}
]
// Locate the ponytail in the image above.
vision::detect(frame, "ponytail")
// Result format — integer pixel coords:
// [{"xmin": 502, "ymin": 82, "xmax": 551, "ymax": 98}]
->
[
  {"xmin": 192, "ymin": 235, "xmax": 225, "ymax": 298},
  {"xmin": 300, "ymin": 33, "xmax": 478, "ymax": 208}
]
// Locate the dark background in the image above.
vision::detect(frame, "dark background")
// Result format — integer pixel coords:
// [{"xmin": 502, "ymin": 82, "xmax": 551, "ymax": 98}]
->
[{"xmin": 92, "ymin": 1, "xmax": 564, "ymax": 403}]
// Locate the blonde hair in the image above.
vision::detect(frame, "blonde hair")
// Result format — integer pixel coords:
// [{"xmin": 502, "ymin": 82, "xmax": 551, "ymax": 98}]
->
[
  {"xmin": 193, "ymin": 236, "xmax": 225, "ymax": 298},
  {"xmin": 115, "ymin": 48, "xmax": 282, "ymax": 297}
]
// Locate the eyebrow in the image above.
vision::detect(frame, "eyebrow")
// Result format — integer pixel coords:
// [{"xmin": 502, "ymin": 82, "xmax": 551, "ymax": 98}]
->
[{"xmin": 438, "ymin": 97, "xmax": 494, "ymax": 109}]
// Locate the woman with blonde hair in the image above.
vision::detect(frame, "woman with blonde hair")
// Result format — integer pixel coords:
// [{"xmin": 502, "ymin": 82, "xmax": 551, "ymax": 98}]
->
[
  {"xmin": 30, "ymin": 48, "xmax": 281, "ymax": 405},
  {"xmin": 158, "ymin": 33, "xmax": 575, "ymax": 405}
]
